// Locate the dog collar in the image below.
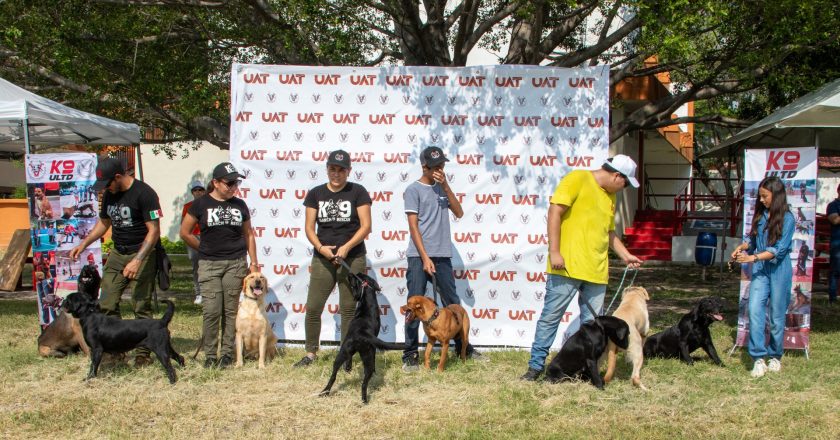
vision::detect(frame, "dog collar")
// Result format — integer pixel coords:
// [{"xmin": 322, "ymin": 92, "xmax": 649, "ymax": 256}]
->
[{"xmin": 423, "ymin": 308, "xmax": 440, "ymax": 326}]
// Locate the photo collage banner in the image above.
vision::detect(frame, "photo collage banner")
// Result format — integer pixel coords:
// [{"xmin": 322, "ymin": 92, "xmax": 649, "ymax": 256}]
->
[
  {"xmin": 735, "ymin": 147, "xmax": 816, "ymax": 351},
  {"xmin": 25, "ymin": 153, "xmax": 102, "ymax": 327},
  {"xmin": 230, "ymin": 63, "xmax": 610, "ymax": 347}
]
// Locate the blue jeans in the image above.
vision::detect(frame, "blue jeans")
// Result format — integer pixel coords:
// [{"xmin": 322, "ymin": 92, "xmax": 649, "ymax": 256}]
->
[
  {"xmin": 528, "ymin": 274, "xmax": 606, "ymax": 371},
  {"xmin": 402, "ymin": 257, "xmax": 473, "ymax": 361},
  {"xmin": 829, "ymin": 239, "xmax": 840, "ymax": 302},
  {"xmin": 748, "ymin": 264, "xmax": 792, "ymax": 360}
]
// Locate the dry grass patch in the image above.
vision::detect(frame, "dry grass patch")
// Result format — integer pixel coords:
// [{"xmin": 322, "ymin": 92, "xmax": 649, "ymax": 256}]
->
[{"xmin": 2, "ymin": 264, "xmax": 840, "ymax": 439}]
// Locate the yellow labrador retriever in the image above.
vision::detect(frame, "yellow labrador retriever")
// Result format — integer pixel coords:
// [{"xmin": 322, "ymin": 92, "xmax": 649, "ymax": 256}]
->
[
  {"xmin": 603, "ymin": 286, "xmax": 650, "ymax": 390},
  {"xmin": 235, "ymin": 272, "xmax": 278, "ymax": 369}
]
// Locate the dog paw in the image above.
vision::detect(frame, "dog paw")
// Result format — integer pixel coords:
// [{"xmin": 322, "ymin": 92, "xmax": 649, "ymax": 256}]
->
[{"xmin": 318, "ymin": 390, "xmax": 330, "ymax": 398}]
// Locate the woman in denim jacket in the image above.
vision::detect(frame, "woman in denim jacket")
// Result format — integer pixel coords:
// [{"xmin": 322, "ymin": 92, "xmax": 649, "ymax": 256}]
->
[{"xmin": 731, "ymin": 176, "xmax": 795, "ymax": 378}]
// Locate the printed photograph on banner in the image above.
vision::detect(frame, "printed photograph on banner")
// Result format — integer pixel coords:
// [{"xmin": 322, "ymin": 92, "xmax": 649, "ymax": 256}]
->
[
  {"xmin": 55, "ymin": 219, "xmax": 98, "ymax": 251},
  {"xmin": 789, "ymin": 282, "xmax": 811, "ymax": 315},
  {"xmin": 53, "ymin": 248, "xmax": 101, "ymax": 296},
  {"xmin": 28, "ymin": 182, "xmax": 61, "ymax": 220},
  {"xmin": 792, "ymin": 239, "xmax": 813, "ymax": 282},
  {"xmin": 58, "ymin": 181, "xmax": 98, "ymax": 219},
  {"xmin": 785, "ymin": 179, "xmax": 816, "ymax": 206},
  {"xmin": 33, "ymin": 250, "xmax": 58, "ymax": 326},
  {"xmin": 30, "ymin": 219, "xmax": 59, "ymax": 253}
]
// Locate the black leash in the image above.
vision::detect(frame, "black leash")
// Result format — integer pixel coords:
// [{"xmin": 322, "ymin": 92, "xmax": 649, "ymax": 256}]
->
[{"xmin": 429, "ymin": 272, "xmax": 442, "ymax": 307}]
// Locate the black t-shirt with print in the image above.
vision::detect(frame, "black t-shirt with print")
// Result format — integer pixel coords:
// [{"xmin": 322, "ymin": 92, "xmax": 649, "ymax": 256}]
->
[
  {"xmin": 303, "ymin": 182, "xmax": 371, "ymax": 258},
  {"xmin": 100, "ymin": 179, "xmax": 161, "ymax": 252},
  {"xmin": 188, "ymin": 195, "xmax": 251, "ymax": 260}
]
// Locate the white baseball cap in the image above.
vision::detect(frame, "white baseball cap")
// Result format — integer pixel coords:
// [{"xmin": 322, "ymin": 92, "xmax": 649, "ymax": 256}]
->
[
  {"xmin": 188, "ymin": 180, "xmax": 206, "ymax": 191},
  {"xmin": 603, "ymin": 155, "xmax": 639, "ymax": 188}
]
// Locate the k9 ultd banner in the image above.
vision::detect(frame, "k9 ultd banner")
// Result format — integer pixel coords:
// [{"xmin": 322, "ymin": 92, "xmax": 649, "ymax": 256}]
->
[
  {"xmin": 230, "ymin": 64, "xmax": 610, "ymax": 347},
  {"xmin": 25, "ymin": 153, "xmax": 103, "ymax": 328},
  {"xmin": 735, "ymin": 147, "xmax": 816, "ymax": 353}
]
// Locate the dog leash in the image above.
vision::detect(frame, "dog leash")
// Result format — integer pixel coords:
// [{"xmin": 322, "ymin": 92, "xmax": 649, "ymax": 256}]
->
[
  {"xmin": 429, "ymin": 273, "xmax": 442, "ymax": 307},
  {"xmin": 603, "ymin": 266, "xmax": 638, "ymax": 315},
  {"xmin": 335, "ymin": 257, "xmax": 364, "ymax": 286}
]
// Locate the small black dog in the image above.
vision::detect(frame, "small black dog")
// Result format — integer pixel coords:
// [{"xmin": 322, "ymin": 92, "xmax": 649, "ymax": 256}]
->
[
  {"xmin": 77, "ymin": 264, "xmax": 101, "ymax": 299},
  {"xmin": 545, "ymin": 316, "xmax": 629, "ymax": 389},
  {"xmin": 62, "ymin": 292, "xmax": 185, "ymax": 383},
  {"xmin": 643, "ymin": 296, "xmax": 725, "ymax": 365},
  {"xmin": 320, "ymin": 272, "xmax": 404, "ymax": 404}
]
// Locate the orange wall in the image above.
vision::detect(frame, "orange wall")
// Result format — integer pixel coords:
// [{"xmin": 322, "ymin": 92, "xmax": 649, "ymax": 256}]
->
[{"xmin": 0, "ymin": 199, "xmax": 31, "ymax": 247}]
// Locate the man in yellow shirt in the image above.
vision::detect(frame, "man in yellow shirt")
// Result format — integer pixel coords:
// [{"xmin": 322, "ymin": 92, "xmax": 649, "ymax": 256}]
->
[{"xmin": 521, "ymin": 155, "xmax": 643, "ymax": 381}]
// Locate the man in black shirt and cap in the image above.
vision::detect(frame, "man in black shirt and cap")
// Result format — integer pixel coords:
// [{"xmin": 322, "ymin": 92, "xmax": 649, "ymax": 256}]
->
[{"xmin": 70, "ymin": 157, "xmax": 163, "ymax": 367}]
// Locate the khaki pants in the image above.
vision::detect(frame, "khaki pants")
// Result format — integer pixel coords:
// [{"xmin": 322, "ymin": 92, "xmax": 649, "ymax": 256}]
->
[
  {"xmin": 304, "ymin": 254, "xmax": 365, "ymax": 353},
  {"xmin": 99, "ymin": 249, "xmax": 157, "ymax": 320},
  {"xmin": 99, "ymin": 248, "xmax": 157, "ymax": 357},
  {"xmin": 198, "ymin": 258, "xmax": 247, "ymax": 360}
]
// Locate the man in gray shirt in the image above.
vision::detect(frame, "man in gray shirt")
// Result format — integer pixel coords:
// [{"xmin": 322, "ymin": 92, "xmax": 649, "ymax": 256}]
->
[{"xmin": 402, "ymin": 146, "xmax": 486, "ymax": 371}]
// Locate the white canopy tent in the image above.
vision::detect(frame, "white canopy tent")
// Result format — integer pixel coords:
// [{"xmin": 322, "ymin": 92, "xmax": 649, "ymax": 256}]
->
[
  {"xmin": 701, "ymin": 77, "xmax": 840, "ymax": 158},
  {"xmin": 0, "ymin": 76, "xmax": 140, "ymax": 153}
]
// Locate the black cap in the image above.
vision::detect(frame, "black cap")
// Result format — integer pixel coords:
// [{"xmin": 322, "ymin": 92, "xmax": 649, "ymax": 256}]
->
[
  {"xmin": 212, "ymin": 162, "xmax": 245, "ymax": 181},
  {"xmin": 326, "ymin": 149, "xmax": 351, "ymax": 169},
  {"xmin": 420, "ymin": 146, "xmax": 449, "ymax": 167},
  {"xmin": 92, "ymin": 158, "xmax": 125, "ymax": 190}
]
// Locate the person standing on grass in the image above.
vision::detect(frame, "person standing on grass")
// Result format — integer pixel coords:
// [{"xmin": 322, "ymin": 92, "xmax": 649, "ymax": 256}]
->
[
  {"xmin": 181, "ymin": 162, "xmax": 258, "ymax": 369},
  {"xmin": 69, "ymin": 157, "xmax": 162, "ymax": 368},
  {"xmin": 521, "ymin": 155, "xmax": 643, "ymax": 381},
  {"xmin": 401, "ymin": 146, "xmax": 486, "ymax": 373},
  {"xmin": 181, "ymin": 180, "xmax": 207, "ymax": 305},
  {"xmin": 731, "ymin": 176, "xmax": 795, "ymax": 378},
  {"xmin": 294, "ymin": 150, "xmax": 372, "ymax": 368},
  {"xmin": 826, "ymin": 183, "xmax": 840, "ymax": 304}
]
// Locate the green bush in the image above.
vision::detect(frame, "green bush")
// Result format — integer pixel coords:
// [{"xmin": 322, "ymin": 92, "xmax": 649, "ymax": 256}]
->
[{"xmin": 101, "ymin": 237, "xmax": 187, "ymax": 254}]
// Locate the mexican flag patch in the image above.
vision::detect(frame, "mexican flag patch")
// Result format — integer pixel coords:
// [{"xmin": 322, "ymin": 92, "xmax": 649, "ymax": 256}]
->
[{"xmin": 149, "ymin": 209, "xmax": 163, "ymax": 220}]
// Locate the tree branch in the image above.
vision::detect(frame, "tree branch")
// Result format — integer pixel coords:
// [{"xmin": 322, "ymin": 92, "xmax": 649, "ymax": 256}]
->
[{"xmin": 550, "ymin": 15, "xmax": 641, "ymax": 67}]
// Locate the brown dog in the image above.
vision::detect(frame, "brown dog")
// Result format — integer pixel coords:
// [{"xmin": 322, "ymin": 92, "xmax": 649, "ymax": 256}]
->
[
  {"xmin": 400, "ymin": 296, "xmax": 470, "ymax": 372},
  {"xmin": 603, "ymin": 286, "xmax": 650, "ymax": 390},
  {"xmin": 235, "ymin": 272, "xmax": 278, "ymax": 369}
]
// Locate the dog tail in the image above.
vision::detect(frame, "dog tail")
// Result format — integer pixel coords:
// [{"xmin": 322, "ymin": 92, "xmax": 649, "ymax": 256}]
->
[
  {"xmin": 160, "ymin": 300, "xmax": 175, "ymax": 326},
  {"xmin": 369, "ymin": 338, "xmax": 406, "ymax": 351}
]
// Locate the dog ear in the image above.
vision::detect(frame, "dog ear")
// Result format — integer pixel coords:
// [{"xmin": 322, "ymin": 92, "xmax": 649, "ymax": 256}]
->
[{"xmin": 601, "ymin": 317, "xmax": 630, "ymax": 349}]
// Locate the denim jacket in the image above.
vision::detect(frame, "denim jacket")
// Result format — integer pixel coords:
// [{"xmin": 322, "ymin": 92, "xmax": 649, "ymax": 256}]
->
[{"xmin": 746, "ymin": 210, "xmax": 795, "ymax": 272}]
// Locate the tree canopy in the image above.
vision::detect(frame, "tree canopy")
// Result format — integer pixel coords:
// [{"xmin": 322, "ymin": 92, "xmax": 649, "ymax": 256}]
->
[{"xmin": 1, "ymin": 0, "xmax": 838, "ymax": 153}]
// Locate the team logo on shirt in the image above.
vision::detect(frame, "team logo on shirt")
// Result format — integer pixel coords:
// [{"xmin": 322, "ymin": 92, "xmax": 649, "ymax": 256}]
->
[
  {"xmin": 206, "ymin": 206, "xmax": 243, "ymax": 227},
  {"xmin": 318, "ymin": 199, "xmax": 351, "ymax": 223},
  {"xmin": 106, "ymin": 204, "xmax": 135, "ymax": 228}
]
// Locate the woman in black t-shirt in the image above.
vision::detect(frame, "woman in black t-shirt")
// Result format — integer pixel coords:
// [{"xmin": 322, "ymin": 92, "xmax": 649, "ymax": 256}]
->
[
  {"xmin": 180, "ymin": 162, "xmax": 259, "ymax": 369},
  {"xmin": 293, "ymin": 149, "xmax": 372, "ymax": 368}
]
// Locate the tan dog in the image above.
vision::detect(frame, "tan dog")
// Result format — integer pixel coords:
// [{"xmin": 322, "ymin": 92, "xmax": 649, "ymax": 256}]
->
[
  {"xmin": 603, "ymin": 286, "xmax": 650, "ymax": 390},
  {"xmin": 235, "ymin": 272, "xmax": 278, "ymax": 369},
  {"xmin": 400, "ymin": 296, "xmax": 470, "ymax": 372}
]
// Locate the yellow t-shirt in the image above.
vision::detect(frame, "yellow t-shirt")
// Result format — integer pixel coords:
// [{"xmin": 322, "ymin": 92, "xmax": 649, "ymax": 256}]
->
[{"xmin": 546, "ymin": 170, "xmax": 615, "ymax": 284}]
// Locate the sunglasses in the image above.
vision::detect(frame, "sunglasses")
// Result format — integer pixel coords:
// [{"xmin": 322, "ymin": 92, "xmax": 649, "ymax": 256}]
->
[{"xmin": 221, "ymin": 179, "xmax": 242, "ymax": 187}]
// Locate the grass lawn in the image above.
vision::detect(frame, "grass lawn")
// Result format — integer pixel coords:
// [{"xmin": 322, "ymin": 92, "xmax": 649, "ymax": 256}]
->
[{"xmin": 2, "ymin": 259, "xmax": 839, "ymax": 439}]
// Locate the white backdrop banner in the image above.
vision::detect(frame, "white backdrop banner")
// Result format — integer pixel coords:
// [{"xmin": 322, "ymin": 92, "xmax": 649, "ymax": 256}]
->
[
  {"xmin": 229, "ymin": 63, "xmax": 610, "ymax": 347},
  {"xmin": 735, "ymin": 147, "xmax": 816, "ymax": 352}
]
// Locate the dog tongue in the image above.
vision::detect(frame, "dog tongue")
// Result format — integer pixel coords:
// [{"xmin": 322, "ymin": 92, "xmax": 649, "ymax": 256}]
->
[
  {"xmin": 253, "ymin": 288, "xmax": 263, "ymax": 296},
  {"xmin": 713, "ymin": 314, "xmax": 723, "ymax": 321}
]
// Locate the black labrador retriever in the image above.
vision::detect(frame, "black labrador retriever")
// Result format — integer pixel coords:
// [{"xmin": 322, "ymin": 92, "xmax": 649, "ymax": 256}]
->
[
  {"xmin": 545, "ymin": 316, "xmax": 629, "ymax": 389},
  {"xmin": 320, "ymin": 272, "xmax": 404, "ymax": 404},
  {"xmin": 62, "ymin": 292, "xmax": 185, "ymax": 383},
  {"xmin": 643, "ymin": 296, "xmax": 725, "ymax": 366}
]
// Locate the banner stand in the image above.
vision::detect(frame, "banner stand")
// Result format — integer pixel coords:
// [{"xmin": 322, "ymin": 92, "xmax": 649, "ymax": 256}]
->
[{"xmin": 730, "ymin": 147, "xmax": 816, "ymax": 359}]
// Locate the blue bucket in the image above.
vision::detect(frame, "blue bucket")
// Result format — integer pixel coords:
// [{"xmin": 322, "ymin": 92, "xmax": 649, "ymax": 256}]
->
[{"xmin": 695, "ymin": 232, "xmax": 717, "ymax": 266}]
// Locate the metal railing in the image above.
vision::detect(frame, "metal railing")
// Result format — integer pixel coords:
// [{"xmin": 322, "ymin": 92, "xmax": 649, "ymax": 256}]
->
[{"xmin": 641, "ymin": 176, "xmax": 742, "ymax": 236}]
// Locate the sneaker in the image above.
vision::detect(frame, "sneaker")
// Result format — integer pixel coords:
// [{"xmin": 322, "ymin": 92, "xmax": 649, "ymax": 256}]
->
[
  {"xmin": 293, "ymin": 355, "xmax": 316, "ymax": 368},
  {"xmin": 218, "ymin": 355, "xmax": 233, "ymax": 369},
  {"xmin": 750, "ymin": 359, "xmax": 767, "ymax": 378},
  {"xmin": 203, "ymin": 358, "xmax": 217, "ymax": 369},
  {"xmin": 468, "ymin": 350, "xmax": 490, "ymax": 363},
  {"xmin": 194, "ymin": 295, "xmax": 202, "ymax": 305},
  {"xmin": 402, "ymin": 355, "xmax": 420, "ymax": 373},
  {"xmin": 134, "ymin": 355, "xmax": 154, "ymax": 368},
  {"xmin": 767, "ymin": 358, "xmax": 782, "ymax": 373},
  {"xmin": 520, "ymin": 367, "xmax": 542, "ymax": 381}
]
